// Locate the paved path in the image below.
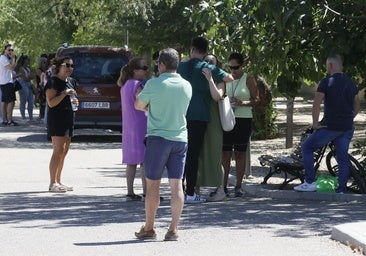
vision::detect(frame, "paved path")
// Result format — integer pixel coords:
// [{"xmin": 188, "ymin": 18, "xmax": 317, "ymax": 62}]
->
[{"xmin": 1, "ymin": 101, "xmax": 365, "ymax": 256}]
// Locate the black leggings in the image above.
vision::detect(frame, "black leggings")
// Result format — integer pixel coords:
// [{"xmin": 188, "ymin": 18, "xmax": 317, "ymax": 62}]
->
[{"xmin": 184, "ymin": 121, "xmax": 207, "ymax": 196}]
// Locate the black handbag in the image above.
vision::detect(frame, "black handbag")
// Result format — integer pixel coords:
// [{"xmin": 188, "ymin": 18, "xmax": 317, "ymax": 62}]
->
[{"xmin": 14, "ymin": 80, "xmax": 22, "ymax": 91}]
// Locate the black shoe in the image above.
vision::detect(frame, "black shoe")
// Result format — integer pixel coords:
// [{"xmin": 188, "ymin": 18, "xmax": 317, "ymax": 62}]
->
[
  {"xmin": 7, "ymin": 121, "xmax": 19, "ymax": 126},
  {"xmin": 2, "ymin": 121, "xmax": 8, "ymax": 126},
  {"xmin": 126, "ymin": 194, "xmax": 142, "ymax": 201}
]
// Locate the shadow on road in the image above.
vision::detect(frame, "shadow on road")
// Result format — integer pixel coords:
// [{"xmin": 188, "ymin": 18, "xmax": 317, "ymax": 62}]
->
[{"xmin": 0, "ymin": 186, "xmax": 364, "ymax": 239}]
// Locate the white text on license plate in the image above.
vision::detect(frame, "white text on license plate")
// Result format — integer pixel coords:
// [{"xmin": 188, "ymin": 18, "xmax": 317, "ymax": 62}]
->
[{"xmin": 82, "ymin": 102, "xmax": 110, "ymax": 109}]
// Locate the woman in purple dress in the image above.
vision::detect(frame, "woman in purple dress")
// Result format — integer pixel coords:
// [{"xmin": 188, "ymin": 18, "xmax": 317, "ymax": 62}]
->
[{"xmin": 117, "ymin": 58, "xmax": 149, "ymax": 201}]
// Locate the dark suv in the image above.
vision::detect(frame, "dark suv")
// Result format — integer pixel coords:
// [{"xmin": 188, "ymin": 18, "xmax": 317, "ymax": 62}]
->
[{"xmin": 56, "ymin": 45, "xmax": 132, "ymax": 131}]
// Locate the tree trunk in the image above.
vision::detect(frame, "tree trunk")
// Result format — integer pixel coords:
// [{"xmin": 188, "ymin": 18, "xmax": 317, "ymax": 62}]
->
[{"xmin": 285, "ymin": 97, "xmax": 294, "ymax": 148}]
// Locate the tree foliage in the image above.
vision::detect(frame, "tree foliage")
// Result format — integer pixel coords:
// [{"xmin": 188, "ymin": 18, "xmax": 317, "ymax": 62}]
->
[
  {"xmin": 1, "ymin": 0, "xmax": 366, "ymax": 145},
  {"xmin": 0, "ymin": 0, "xmax": 74, "ymax": 58},
  {"xmin": 186, "ymin": 0, "xmax": 366, "ymax": 90},
  {"xmin": 185, "ymin": 0, "xmax": 366, "ymax": 146},
  {"xmin": 0, "ymin": 0, "xmax": 191, "ymax": 61},
  {"xmin": 2, "ymin": 0, "xmax": 365, "ymax": 83}
]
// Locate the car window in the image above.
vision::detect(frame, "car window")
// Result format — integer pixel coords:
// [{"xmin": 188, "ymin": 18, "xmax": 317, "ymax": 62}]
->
[{"xmin": 69, "ymin": 53, "xmax": 129, "ymax": 84}]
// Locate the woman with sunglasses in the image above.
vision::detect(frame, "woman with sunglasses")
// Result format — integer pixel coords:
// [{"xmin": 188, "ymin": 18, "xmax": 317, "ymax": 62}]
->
[
  {"xmin": 45, "ymin": 56, "xmax": 78, "ymax": 193},
  {"xmin": 117, "ymin": 58, "xmax": 149, "ymax": 201},
  {"xmin": 222, "ymin": 52, "xmax": 259, "ymax": 197}
]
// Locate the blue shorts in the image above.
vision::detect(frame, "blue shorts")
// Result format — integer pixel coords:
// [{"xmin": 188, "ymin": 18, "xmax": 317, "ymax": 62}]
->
[
  {"xmin": 1, "ymin": 83, "xmax": 16, "ymax": 103},
  {"xmin": 144, "ymin": 136, "xmax": 188, "ymax": 180}
]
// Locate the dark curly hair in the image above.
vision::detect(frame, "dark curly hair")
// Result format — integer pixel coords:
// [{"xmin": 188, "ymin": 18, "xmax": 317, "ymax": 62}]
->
[{"xmin": 51, "ymin": 56, "xmax": 72, "ymax": 74}]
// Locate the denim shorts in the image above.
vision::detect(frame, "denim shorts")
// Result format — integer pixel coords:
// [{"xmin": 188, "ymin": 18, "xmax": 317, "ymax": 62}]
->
[{"xmin": 144, "ymin": 136, "xmax": 188, "ymax": 180}]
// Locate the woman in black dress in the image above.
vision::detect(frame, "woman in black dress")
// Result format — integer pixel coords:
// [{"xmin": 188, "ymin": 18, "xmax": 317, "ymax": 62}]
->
[{"xmin": 45, "ymin": 56, "xmax": 78, "ymax": 192}]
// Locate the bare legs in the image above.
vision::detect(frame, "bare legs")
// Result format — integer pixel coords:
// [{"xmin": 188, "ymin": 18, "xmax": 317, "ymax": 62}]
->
[
  {"xmin": 126, "ymin": 164, "xmax": 146, "ymax": 196},
  {"xmin": 168, "ymin": 179, "xmax": 184, "ymax": 232},
  {"xmin": 140, "ymin": 164, "xmax": 146, "ymax": 195},
  {"xmin": 233, "ymin": 151, "xmax": 246, "ymax": 188},
  {"xmin": 126, "ymin": 164, "xmax": 137, "ymax": 195},
  {"xmin": 222, "ymin": 150, "xmax": 246, "ymax": 189},
  {"xmin": 143, "ymin": 178, "xmax": 161, "ymax": 231},
  {"xmin": 49, "ymin": 136, "xmax": 71, "ymax": 186},
  {"xmin": 143, "ymin": 178, "xmax": 184, "ymax": 233},
  {"xmin": 1, "ymin": 101, "xmax": 15, "ymax": 123}
]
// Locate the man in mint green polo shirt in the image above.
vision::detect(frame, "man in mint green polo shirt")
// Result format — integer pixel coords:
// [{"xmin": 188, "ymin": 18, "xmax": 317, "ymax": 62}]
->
[
  {"xmin": 135, "ymin": 48, "xmax": 192, "ymax": 241},
  {"xmin": 177, "ymin": 36, "xmax": 233, "ymax": 203}
]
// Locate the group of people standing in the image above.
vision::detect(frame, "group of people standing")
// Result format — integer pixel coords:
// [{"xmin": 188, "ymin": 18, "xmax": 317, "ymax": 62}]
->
[
  {"xmin": 124, "ymin": 40, "xmax": 360, "ymax": 241},
  {"xmin": 119, "ymin": 37, "xmax": 258, "ymax": 203},
  {"xmin": 2, "ymin": 40, "xmax": 359, "ymax": 242},
  {"xmin": 117, "ymin": 36, "xmax": 259, "ymax": 240},
  {"xmin": 0, "ymin": 44, "xmax": 52, "ymax": 125}
]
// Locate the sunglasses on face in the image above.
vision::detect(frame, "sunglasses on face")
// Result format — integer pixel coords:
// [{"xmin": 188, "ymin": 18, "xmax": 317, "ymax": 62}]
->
[
  {"xmin": 229, "ymin": 65, "xmax": 241, "ymax": 70},
  {"xmin": 61, "ymin": 63, "xmax": 74, "ymax": 68},
  {"xmin": 136, "ymin": 65, "xmax": 148, "ymax": 71},
  {"xmin": 8, "ymin": 49, "xmax": 14, "ymax": 52}
]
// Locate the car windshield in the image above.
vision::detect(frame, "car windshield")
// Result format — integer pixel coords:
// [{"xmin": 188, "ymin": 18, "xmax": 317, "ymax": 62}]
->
[{"xmin": 69, "ymin": 52, "xmax": 129, "ymax": 84}]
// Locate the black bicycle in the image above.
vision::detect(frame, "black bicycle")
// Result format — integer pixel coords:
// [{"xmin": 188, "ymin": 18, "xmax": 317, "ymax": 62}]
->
[
  {"xmin": 302, "ymin": 128, "xmax": 366, "ymax": 194},
  {"xmin": 301, "ymin": 127, "xmax": 366, "ymax": 194},
  {"xmin": 260, "ymin": 127, "xmax": 366, "ymax": 193},
  {"xmin": 325, "ymin": 142, "xmax": 366, "ymax": 194}
]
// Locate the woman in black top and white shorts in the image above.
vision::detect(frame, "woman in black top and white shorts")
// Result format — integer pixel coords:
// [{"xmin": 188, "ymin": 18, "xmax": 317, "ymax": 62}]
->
[{"xmin": 45, "ymin": 56, "xmax": 78, "ymax": 193}]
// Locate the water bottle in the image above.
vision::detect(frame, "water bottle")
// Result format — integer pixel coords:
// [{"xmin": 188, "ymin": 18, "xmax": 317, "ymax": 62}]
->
[{"xmin": 70, "ymin": 93, "xmax": 78, "ymax": 111}]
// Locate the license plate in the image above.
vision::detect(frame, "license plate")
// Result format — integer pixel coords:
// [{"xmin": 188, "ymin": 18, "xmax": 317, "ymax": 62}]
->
[{"xmin": 82, "ymin": 102, "xmax": 110, "ymax": 109}]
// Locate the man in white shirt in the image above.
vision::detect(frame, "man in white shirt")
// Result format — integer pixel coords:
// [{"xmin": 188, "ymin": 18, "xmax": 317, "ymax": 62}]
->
[{"xmin": 0, "ymin": 44, "xmax": 18, "ymax": 126}]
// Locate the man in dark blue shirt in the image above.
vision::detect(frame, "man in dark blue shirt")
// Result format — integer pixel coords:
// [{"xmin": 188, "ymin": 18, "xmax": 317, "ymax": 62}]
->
[{"xmin": 294, "ymin": 54, "xmax": 360, "ymax": 194}]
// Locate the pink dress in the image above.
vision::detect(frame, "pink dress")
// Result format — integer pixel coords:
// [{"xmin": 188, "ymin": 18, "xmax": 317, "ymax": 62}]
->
[{"xmin": 121, "ymin": 79, "xmax": 147, "ymax": 164}]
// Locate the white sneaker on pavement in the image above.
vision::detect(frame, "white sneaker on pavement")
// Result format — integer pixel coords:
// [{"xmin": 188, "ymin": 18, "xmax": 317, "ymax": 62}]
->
[
  {"xmin": 294, "ymin": 182, "xmax": 317, "ymax": 192},
  {"xmin": 185, "ymin": 193, "xmax": 206, "ymax": 204}
]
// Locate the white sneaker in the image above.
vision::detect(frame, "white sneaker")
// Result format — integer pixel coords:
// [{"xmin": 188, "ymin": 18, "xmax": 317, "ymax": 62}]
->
[
  {"xmin": 185, "ymin": 193, "xmax": 206, "ymax": 204},
  {"xmin": 294, "ymin": 182, "xmax": 316, "ymax": 192},
  {"xmin": 206, "ymin": 188, "xmax": 226, "ymax": 202}
]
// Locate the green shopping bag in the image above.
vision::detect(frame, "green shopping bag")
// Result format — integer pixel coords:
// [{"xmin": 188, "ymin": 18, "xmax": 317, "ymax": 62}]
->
[{"xmin": 316, "ymin": 174, "xmax": 338, "ymax": 193}]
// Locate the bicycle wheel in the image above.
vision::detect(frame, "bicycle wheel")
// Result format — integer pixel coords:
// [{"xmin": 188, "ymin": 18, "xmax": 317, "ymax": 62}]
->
[
  {"xmin": 325, "ymin": 151, "xmax": 366, "ymax": 194},
  {"xmin": 325, "ymin": 151, "xmax": 338, "ymax": 177},
  {"xmin": 349, "ymin": 157, "xmax": 366, "ymax": 194}
]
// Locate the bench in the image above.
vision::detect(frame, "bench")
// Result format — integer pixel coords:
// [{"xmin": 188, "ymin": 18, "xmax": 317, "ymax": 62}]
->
[{"xmin": 258, "ymin": 128, "xmax": 325, "ymax": 189}]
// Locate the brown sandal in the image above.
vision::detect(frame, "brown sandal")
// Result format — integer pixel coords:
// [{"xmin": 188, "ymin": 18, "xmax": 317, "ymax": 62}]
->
[
  {"xmin": 135, "ymin": 226, "xmax": 156, "ymax": 239},
  {"xmin": 164, "ymin": 230, "xmax": 178, "ymax": 241}
]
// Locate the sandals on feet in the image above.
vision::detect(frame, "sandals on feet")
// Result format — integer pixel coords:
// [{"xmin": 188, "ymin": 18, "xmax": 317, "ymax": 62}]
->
[
  {"xmin": 164, "ymin": 230, "xmax": 178, "ymax": 241},
  {"xmin": 135, "ymin": 226, "xmax": 156, "ymax": 239},
  {"xmin": 60, "ymin": 184, "xmax": 73, "ymax": 191},
  {"xmin": 49, "ymin": 183, "xmax": 67, "ymax": 193}
]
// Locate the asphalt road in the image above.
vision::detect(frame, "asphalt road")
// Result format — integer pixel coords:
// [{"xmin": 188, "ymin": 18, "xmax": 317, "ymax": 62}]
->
[{"xmin": 0, "ymin": 105, "xmax": 365, "ymax": 256}]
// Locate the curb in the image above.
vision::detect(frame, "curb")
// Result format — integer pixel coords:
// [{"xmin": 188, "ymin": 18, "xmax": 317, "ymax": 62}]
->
[
  {"xmin": 244, "ymin": 182, "xmax": 366, "ymax": 253},
  {"xmin": 331, "ymin": 222, "xmax": 366, "ymax": 254},
  {"xmin": 243, "ymin": 183, "xmax": 366, "ymax": 202}
]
